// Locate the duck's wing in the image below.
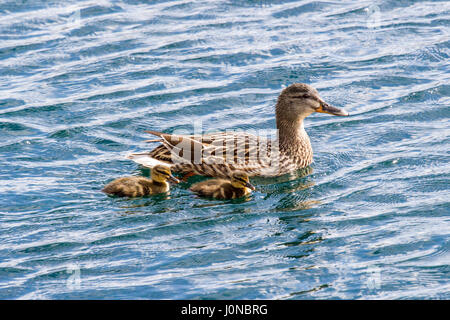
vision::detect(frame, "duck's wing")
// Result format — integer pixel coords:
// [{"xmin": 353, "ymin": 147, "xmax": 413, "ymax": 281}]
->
[
  {"xmin": 127, "ymin": 129, "xmax": 204, "ymax": 168},
  {"xmin": 128, "ymin": 130, "xmax": 294, "ymax": 177}
]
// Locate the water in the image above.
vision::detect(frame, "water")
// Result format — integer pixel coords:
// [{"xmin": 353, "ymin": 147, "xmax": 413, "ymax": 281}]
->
[{"xmin": 0, "ymin": 0, "xmax": 449, "ymax": 300}]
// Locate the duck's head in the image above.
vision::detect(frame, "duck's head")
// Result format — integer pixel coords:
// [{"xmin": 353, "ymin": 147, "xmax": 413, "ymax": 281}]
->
[
  {"xmin": 276, "ymin": 83, "xmax": 348, "ymax": 122},
  {"xmin": 230, "ymin": 171, "xmax": 256, "ymax": 191},
  {"xmin": 151, "ymin": 165, "xmax": 180, "ymax": 184}
]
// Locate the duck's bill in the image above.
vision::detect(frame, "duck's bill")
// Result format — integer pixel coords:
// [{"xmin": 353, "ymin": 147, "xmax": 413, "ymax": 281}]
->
[
  {"xmin": 317, "ymin": 102, "xmax": 349, "ymax": 116},
  {"xmin": 245, "ymin": 182, "xmax": 256, "ymax": 191},
  {"xmin": 168, "ymin": 175, "xmax": 180, "ymax": 184}
]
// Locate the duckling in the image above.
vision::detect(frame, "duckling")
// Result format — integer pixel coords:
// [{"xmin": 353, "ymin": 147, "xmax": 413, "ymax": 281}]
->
[
  {"xmin": 102, "ymin": 165, "xmax": 179, "ymax": 197},
  {"xmin": 189, "ymin": 171, "xmax": 255, "ymax": 200}
]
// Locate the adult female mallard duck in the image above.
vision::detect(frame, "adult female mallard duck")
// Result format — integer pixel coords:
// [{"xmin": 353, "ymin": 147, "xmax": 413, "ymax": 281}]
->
[
  {"xmin": 128, "ymin": 83, "xmax": 348, "ymax": 178},
  {"xmin": 190, "ymin": 171, "xmax": 255, "ymax": 200},
  {"xmin": 102, "ymin": 165, "xmax": 179, "ymax": 197}
]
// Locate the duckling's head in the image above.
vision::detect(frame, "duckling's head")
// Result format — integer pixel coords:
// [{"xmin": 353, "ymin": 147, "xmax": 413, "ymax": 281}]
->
[
  {"xmin": 151, "ymin": 165, "xmax": 180, "ymax": 183},
  {"xmin": 230, "ymin": 171, "xmax": 256, "ymax": 190},
  {"xmin": 276, "ymin": 83, "xmax": 348, "ymax": 123}
]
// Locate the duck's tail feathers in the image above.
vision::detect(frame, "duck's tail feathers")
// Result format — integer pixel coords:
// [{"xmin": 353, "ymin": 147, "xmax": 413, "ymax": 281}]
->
[
  {"xmin": 126, "ymin": 152, "xmax": 173, "ymax": 168},
  {"xmin": 144, "ymin": 139, "xmax": 164, "ymax": 143},
  {"xmin": 144, "ymin": 130, "xmax": 165, "ymax": 137}
]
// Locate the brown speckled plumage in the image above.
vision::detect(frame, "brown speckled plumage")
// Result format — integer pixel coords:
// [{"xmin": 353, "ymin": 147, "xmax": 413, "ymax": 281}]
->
[
  {"xmin": 189, "ymin": 171, "xmax": 254, "ymax": 200},
  {"xmin": 102, "ymin": 176, "xmax": 167, "ymax": 197},
  {"xmin": 128, "ymin": 83, "xmax": 348, "ymax": 178},
  {"xmin": 102, "ymin": 165, "xmax": 178, "ymax": 197},
  {"xmin": 190, "ymin": 180, "xmax": 248, "ymax": 199}
]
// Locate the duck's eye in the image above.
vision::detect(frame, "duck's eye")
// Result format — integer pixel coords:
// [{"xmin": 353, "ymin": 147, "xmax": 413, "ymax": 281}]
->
[{"xmin": 292, "ymin": 94, "xmax": 312, "ymax": 99}]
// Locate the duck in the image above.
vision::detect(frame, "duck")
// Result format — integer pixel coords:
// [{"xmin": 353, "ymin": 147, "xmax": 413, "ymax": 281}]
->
[
  {"xmin": 189, "ymin": 171, "xmax": 255, "ymax": 200},
  {"xmin": 102, "ymin": 165, "xmax": 179, "ymax": 197},
  {"xmin": 127, "ymin": 83, "xmax": 348, "ymax": 178}
]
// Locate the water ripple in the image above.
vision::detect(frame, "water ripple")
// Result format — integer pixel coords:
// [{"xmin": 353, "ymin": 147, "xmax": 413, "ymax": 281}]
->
[{"xmin": 0, "ymin": 0, "xmax": 449, "ymax": 299}]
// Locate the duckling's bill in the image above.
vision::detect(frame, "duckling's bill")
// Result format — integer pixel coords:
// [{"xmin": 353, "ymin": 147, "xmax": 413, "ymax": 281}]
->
[
  {"xmin": 167, "ymin": 174, "xmax": 180, "ymax": 184},
  {"xmin": 245, "ymin": 181, "xmax": 256, "ymax": 191}
]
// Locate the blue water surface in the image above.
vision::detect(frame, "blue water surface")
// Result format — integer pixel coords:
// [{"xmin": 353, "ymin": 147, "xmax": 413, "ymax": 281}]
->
[{"xmin": 0, "ymin": 0, "xmax": 449, "ymax": 299}]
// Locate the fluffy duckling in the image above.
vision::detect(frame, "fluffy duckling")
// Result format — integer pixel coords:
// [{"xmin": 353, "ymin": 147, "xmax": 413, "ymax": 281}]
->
[
  {"xmin": 189, "ymin": 171, "xmax": 255, "ymax": 200},
  {"xmin": 103, "ymin": 165, "xmax": 179, "ymax": 197}
]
